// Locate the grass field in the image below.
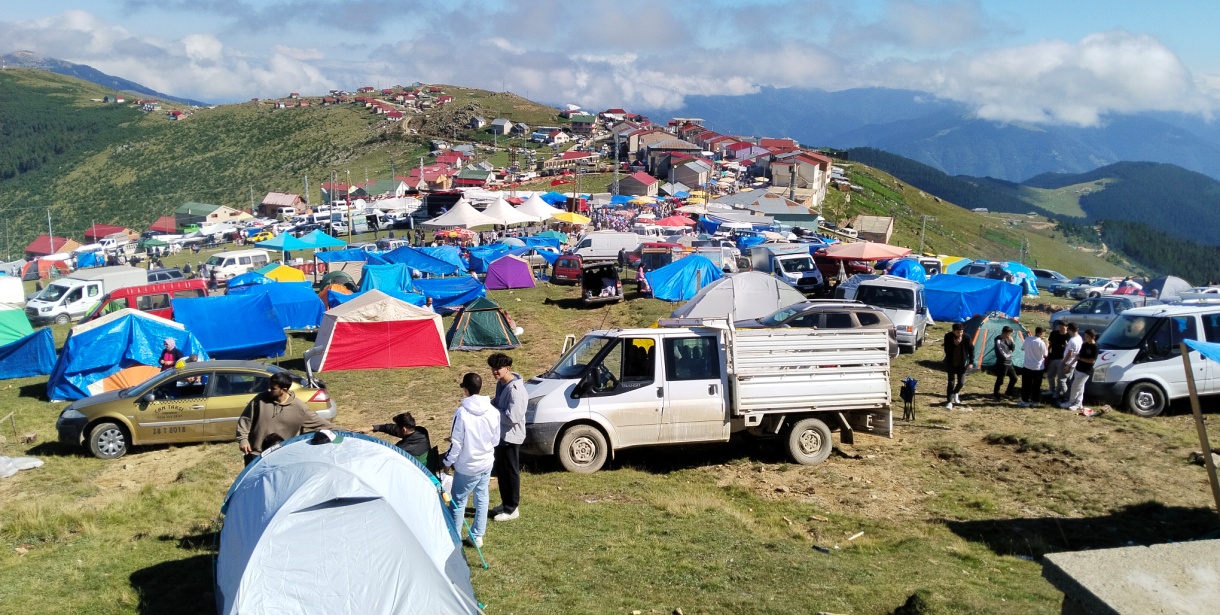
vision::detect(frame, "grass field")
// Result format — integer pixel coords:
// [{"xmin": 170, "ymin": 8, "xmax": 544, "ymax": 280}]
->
[
  {"xmin": 2, "ymin": 263, "xmax": 1217, "ymax": 614},
  {"xmin": 1021, "ymin": 180, "xmax": 1113, "ymax": 218}
]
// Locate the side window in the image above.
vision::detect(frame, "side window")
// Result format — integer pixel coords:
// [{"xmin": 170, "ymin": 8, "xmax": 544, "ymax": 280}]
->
[
  {"xmin": 664, "ymin": 337, "xmax": 721, "ymax": 381},
  {"xmin": 173, "ymin": 289, "xmax": 205, "ymax": 299},
  {"xmin": 153, "ymin": 374, "xmax": 210, "ymax": 400},
  {"xmin": 1203, "ymin": 314, "xmax": 1220, "ymax": 343},
  {"xmin": 214, "ymin": 372, "xmax": 269, "ymax": 397},
  {"xmin": 789, "ymin": 314, "xmax": 819, "ymax": 328},
  {"xmin": 824, "ymin": 312, "xmax": 853, "ymax": 329},
  {"xmin": 576, "ymin": 239, "xmax": 592, "ymax": 249},
  {"xmin": 591, "ymin": 338, "xmax": 655, "ymax": 394},
  {"xmin": 87, "ymin": 285, "xmax": 100, "ymax": 298},
  {"xmin": 1072, "ymin": 300, "xmax": 1095, "ymax": 314},
  {"xmin": 252, "ymin": 256, "xmax": 268, "ymax": 266},
  {"xmin": 238, "ymin": 256, "xmax": 252, "ymax": 265},
  {"xmin": 223, "ymin": 259, "xmax": 235, "ymax": 267},
  {"xmin": 66, "ymin": 288, "xmax": 83, "ymax": 303},
  {"xmin": 1095, "ymin": 302, "xmax": 1112, "ymax": 315},
  {"xmin": 1147, "ymin": 317, "xmax": 1199, "ymax": 360},
  {"xmin": 857, "ymin": 312, "xmax": 882, "ymax": 326}
]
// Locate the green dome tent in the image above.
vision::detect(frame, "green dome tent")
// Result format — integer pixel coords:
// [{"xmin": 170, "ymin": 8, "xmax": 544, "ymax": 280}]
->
[
  {"xmin": 963, "ymin": 311, "xmax": 1029, "ymax": 370},
  {"xmin": 446, "ymin": 297, "xmax": 520, "ymax": 351}
]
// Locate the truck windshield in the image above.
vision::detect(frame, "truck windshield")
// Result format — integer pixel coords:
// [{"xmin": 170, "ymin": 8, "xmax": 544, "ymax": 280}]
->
[
  {"xmin": 778, "ymin": 257, "xmax": 814, "ymax": 273},
  {"xmin": 856, "ymin": 286, "xmax": 915, "ymax": 311},
  {"xmin": 205, "ymin": 255, "xmax": 225, "ymax": 267},
  {"xmin": 37, "ymin": 283, "xmax": 71, "ymax": 302},
  {"xmin": 1097, "ymin": 315, "xmax": 1159, "ymax": 350},
  {"xmin": 542, "ymin": 336, "xmax": 612, "ymax": 379}
]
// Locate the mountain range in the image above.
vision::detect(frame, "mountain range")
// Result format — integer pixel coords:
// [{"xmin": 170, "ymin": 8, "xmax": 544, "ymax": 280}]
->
[{"xmin": 0, "ymin": 50, "xmax": 210, "ymax": 108}]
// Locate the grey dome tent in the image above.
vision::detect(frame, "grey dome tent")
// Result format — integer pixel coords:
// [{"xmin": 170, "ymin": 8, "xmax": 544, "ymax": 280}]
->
[
  {"xmin": 1143, "ymin": 275, "xmax": 1192, "ymax": 302},
  {"xmin": 670, "ymin": 271, "xmax": 807, "ymax": 321},
  {"xmin": 216, "ymin": 431, "xmax": 482, "ymax": 615}
]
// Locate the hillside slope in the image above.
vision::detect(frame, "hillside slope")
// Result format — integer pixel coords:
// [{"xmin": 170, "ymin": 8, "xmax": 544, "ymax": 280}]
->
[{"xmin": 1, "ymin": 51, "xmax": 210, "ymax": 107}]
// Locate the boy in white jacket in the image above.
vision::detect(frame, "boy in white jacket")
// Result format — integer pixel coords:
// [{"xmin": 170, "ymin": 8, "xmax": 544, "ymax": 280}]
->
[{"xmin": 442, "ymin": 372, "xmax": 500, "ymax": 547}]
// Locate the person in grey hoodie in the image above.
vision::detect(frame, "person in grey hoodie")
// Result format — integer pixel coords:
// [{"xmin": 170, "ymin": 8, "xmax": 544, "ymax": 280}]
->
[
  {"xmin": 442, "ymin": 373, "xmax": 500, "ymax": 548},
  {"xmin": 488, "ymin": 352, "xmax": 527, "ymax": 522},
  {"xmin": 992, "ymin": 326, "xmax": 1019, "ymax": 400}
]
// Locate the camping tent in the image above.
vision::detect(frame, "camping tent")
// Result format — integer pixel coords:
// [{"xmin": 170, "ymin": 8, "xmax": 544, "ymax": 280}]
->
[
  {"xmin": 172, "ymin": 293, "xmax": 287, "ymax": 360},
  {"xmin": 645, "ymin": 255, "xmax": 724, "ymax": 302},
  {"xmin": 328, "ymin": 288, "xmax": 426, "ymax": 308},
  {"xmin": 254, "ymin": 263, "xmax": 306, "ymax": 283},
  {"xmin": 226, "ymin": 271, "xmax": 273, "ymax": 289},
  {"xmin": 47, "ymin": 309, "xmax": 210, "ymax": 401},
  {"xmin": 0, "ymin": 305, "xmax": 33, "ymax": 346},
  {"xmin": 317, "ymin": 283, "xmax": 352, "ymax": 306},
  {"xmin": 670, "ymin": 272, "xmax": 805, "ymax": 321},
  {"xmin": 963, "ymin": 312, "xmax": 1029, "ymax": 369},
  {"xmin": 359, "ymin": 263, "xmax": 416, "ymax": 294},
  {"xmin": 834, "ymin": 274, "xmax": 881, "ymax": 300},
  {"xmin": 886, "ymin": 259, "xmax": 928, "ymax": 284},
  {"xmin": 998, "ymin": 261, "xmax": 1039, "ymax": 295},
  {"xmin": 21, "ymin": 259, "xmax": 68, "ymax": 280},
  {"xmin": 924, "ymin": 275, "xmax": 1022, "ymax": 322},
  {"xmin": 216, "ymin": 432, "xmax": 480, "ymax": 615},
  {"xmin": 447, "ymin": 297, "xmax": 521, "ymax": 351},
  {"xmin": 483, "ymin": 197, "xmax": 539, "ymax": 225},
  {"xmin": 420, "ymin": 246, "xmax": 467, "ymax": 273},
  {"xmin": 420, "ymin": 199, "xmax": 500, "ymax": 229},
  {"xmin": 1143, "ymin": 275, "xmax": 1193, "ymax": 301},
  {"xmin": 381, "ymin": 245, "xmax": 461, "ymax": 275},
  {"xmin": 414, "ymin": 277, "xmax": 486, "ymax": 314},
  {"xmin": 484, "ymin": 255, "xmax": 536, "ymax": 290},
  {"xmin": 227, "ymin": 282, "xmax": 326, "ymax": 330},
  {"xmin": 0, "ymin": 328, "xmax": 57, "ymax": 380},
  {"xmin": 305, "ymin": 290, "xmax": 449, "ymax": 372}
]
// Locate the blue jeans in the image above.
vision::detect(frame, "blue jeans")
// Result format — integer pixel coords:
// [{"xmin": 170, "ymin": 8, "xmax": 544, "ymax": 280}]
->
[{"xmin": 450, "ymin": 469, "xmax": 491, "ymax": 539}]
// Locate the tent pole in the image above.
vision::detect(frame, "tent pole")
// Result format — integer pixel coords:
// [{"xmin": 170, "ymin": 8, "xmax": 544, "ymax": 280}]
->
[{"xmin": 1181, "ymin": 343, "xmax": 1220, "ymax": 523}]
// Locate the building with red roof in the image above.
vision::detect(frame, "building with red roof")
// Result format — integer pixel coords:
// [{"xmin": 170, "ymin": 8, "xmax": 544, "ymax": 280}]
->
[
  {"xmin": 25, "ymin": 235, "xmax": 81, "ymax": 258},
  {"xmin": 83, "ymin": 224, "xmax": 134, "ymax": 243},
  {"xmin": 616, "ymin": 171, "xmax": 659, "ymax": 196}
]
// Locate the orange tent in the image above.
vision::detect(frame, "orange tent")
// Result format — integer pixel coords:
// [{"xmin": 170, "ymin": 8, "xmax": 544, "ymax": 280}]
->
[
  {"xmin": 318, "ymin": 284, "xmax": 352, "ymax": 306},
  {"xmin": 86, "ymin": 365, "xmax": 161, "ymax": 397}
]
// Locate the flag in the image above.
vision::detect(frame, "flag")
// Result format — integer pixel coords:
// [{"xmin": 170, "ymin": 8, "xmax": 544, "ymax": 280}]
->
[{"xmin": 551, "ymin": 179, "xmax": 574, "ymax": 186}]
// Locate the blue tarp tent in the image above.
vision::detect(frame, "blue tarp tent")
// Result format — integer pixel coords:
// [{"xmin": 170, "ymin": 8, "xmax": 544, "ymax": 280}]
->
[
  {"xmin": 420, "ymin": 246, "xmax": 467, "ymax": 273},
  {"xmin": 924, "ymin": 275, "xmax": 1023, "ymax": 322},
  {"xmin": 645, "ymin": 255, "xmax": 725, "ymax": 302},
  {"xmin": 540, "ymin": 192, "xmax": 568, "ymax": 205},
  {"xmin": 316, "ymin": 248, "xmax": 387, "ymax": 264},
  {"xmin": 359, "ymin": 263, "xmax": 415, "ymax": 293},
  {"xmin": 172, "ymin": 293, "xmax": 286, "ymax": 360},
  {"xmin": 297, "ymin": 229, "xmax": 347, "ymax": 249},
  {"xmin": 75, "ymin": 251, "xmax": 105, "ymax": 268},
  {"xmin": 328, "ymin": 288, "xmax": 427, "ymax": 308},
  {"xmin": 226, "ymin": 282, "xmax": 325, "ymax": 330},
  {"xmin": 887, "ymin": 259, "xmax": 928, "ymax": 284},
  {"xmin": 47, "ymin": 309, "xmax": 210, "ymax": 401},
  {"xmin": 466, "ymin": 245, "xmax": 513, "ymax": 273},
  {"xmin": 999, "ymin": 261, "xmax": 1040, "ymax": 295},
  {"xmin": 380, "ymin": 245, "xmax": 460, "ymax": 275},
  {"xmin": 609, "ymin": 195, "xmax": 632, "ymax": 206},
  {"xmin": 226, "ymin": 271, "xmax": 273, "ymax": 289},
  {"xmin": 216, "ymin": 433, "xmax": 481, "ymax": 615},
  {"xmin": 522, "ymin": 236, "xmax": 561, "ymax": 250},
  {"xmin": 0, "ymin": 328, "xmax": 57, "ymax": 380},
  {"xmin": 698, "ymin": 216, "xmax": 721, "ymax": 235},
  {"xmin": 1186, "ymin": 339, "xmax": 1220, "ymax": 364},
  {"xmin": 414, "ymin": 277, "xmax": 486, "ymax": 314}
]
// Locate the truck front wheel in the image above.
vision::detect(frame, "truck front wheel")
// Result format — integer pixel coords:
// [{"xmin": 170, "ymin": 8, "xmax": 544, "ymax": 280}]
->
[
  {"xmin": 556, "ymin": 425, "xmax": 608, "ymax": 473},
  {"xmin": 53, "ymin": 313, "xmax": 71, "ymax": 325},
  {"xmin": 785, "ymin": 418, "xmax": 833, "ymax": 465}
]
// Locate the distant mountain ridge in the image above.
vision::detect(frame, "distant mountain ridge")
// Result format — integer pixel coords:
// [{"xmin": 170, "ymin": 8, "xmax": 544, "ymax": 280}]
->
[
  {"xmin": 664, "ymin": 86, "xmax": 1220, "ymax": 182},
  {"xmin": 0, "ymin": 50, "xmax": 210, "ymax": 107}
]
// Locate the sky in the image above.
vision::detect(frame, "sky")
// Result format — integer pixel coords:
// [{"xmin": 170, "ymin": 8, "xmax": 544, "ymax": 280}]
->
[{"xmin": 1, "ymin": 0, "xmax": 1218, "ymax": 126}]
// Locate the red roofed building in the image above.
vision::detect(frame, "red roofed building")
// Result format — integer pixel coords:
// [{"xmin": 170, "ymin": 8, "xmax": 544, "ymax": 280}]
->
[
  {"xmin": 25, "ymin": 235, "xmax": 81, "ymax": 258},
  {"xmin": 149, "ymin": 216, "xmax": 178, "ymax": 234},
  {"xmin": 83, "ymin": 224, "xmax": 135, "ymax": 243},
  {"xmin": 769, "ymin": 151, "xmax": 833, "ymax": 208},
  {"xmin": 436, "ymin": 95, "xmax": 454, "ymax": 105},
  {"xmin": 386, "ymin": 110, "xmax": 404, "ymax": 121},
  {"xmin": 435, "ymin": 151, "xmax": 468, "ymax": 170},
  {"xmin": 760, "ymin": 137, "xmax": 798, "ymax": 149},
  {"xmin": 398, "ymin": 164, "xmax": 452, "ymax": 190},
  {"xmin": 616, "ymin": 171, "xmax": 659, "ymax": 196}
]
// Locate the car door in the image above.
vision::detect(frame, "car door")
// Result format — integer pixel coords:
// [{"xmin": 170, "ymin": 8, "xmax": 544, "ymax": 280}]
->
[
  {"xmin": 584, "ymin": 337, "xmax": 662, "ymax": 448},
  {"xmin": 1201, "ymin": 313, "xmax": 1220, "ymax": 393},
  {"xmin": 134, "ymin": 372, "xmax": 211, "ymax": 443},
  {"xmin": 1140, "ymin": 316, "xmax": 1203, "ymax": 398},
  {"xmin": 1083, "ymin": 299, "xmax": 1112, "ymax": 330},
  {"xmin": 205, "ymin": 370, "xmax": 269, "ymax": 439},
  {"xmin": 661, "ymin": 335, "xmax": 729, "ymax": 443}
]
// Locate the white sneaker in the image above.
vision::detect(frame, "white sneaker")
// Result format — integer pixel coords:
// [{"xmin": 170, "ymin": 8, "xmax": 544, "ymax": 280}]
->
[
  {"xmin": 493, "ymin": 508, "xmax": 520, "ymax": 522},
  {"xmin": 946, "ymin": 402, "xmax": 954, "ymax": 410},
  {"xmin": 464, "ymin": 535, "xmax": 483, "ymax": 548},
  {"xmin": 953, "ymin": 394, "xmax": 961, "ymax": 404}
]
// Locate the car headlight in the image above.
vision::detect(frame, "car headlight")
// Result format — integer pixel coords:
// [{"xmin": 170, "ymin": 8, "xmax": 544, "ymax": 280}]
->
[
  {"xmin": 1092, "ymin": 365, "xmax": 1109, "ymax": 382},
  {"xmin": 40, "ymin": 306, "xmax": 51, "ymax": 312},
  {"xmin": 526, "ymin": 396, "xmax": 541, "ymax": 422},
  {"xmin": 59, "ymin": 407, "xmax": 85, "ymax": 421}
]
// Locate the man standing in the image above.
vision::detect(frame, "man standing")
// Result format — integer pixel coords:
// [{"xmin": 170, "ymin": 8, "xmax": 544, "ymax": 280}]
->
[
  {"xmin": 1060, "ymin": 322, "xmax": 1083, "ymax": 405},
  {"xmin": 1019, "ymin": 327, "xmax": 1048, "ymax": 408},
  {"xmin": 992, "ymin": 326, "xmax": 1019, "ymax": 400},
  {"xmin": 943, "ymin": 323, "xmax": 975, "ymax": 409},
  {"xmin": 488, "ymin": 353, "xmax": 526, "ymax": 522},
  {"xmin": 236, "ymin": 372, "xmax": 336, "ymax": 464},
  {"xmin": 1062, "ymin": 329, "xmax": 1098, "ymax": 411},
  {"xmin": 443, "ymin": 373, "xmax": 500, "ymax": 548},
  {"xmin": 1046, "ymin": 321, "xmax": 1069, "ymax": 402}
]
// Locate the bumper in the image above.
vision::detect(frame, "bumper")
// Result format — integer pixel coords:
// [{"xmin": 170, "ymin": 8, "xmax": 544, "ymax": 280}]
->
[
  {"xmin": 57, "ymin": 417, "xmax": 88, "ymax": 447},
  {"xmin": 896, "ymin": 330, "xmax": 918, "ymax": 348},
  {"xmin": 1086, "ymin": 380, "xmax": 1124, "ymax": 405},
  {"xmin": 522, "ymin": 422, "xmax": 564, "ymax": 456}
]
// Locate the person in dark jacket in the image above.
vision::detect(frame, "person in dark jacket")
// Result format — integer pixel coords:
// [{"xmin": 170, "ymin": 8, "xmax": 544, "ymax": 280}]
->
[
  {"xmin": 488, "ymin": 352, "xmax": 527, "ymax": 522},
  {"xmin": 943, "ymin": 323, "xmax": 975, "ymax": 408},
  {"xmin": 158, "ymin": 338, "xmax": 184, "ymax": 371},
  {"xmin": 372, "ymin": 412, "xmax": 431, "ymax": 461},
  {"xmin": 992, "ymin": 326, "xmax": 1019, "ymax": 399}
]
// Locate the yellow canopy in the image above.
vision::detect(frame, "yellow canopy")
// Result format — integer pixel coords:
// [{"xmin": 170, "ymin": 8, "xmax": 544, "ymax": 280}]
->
[
  {"xmin": 552, "ymin": 212, "xmax": 591, "ymax": 225},
  {"xmin": 685, "ymin": 197, "xmax": 706, "ymax": 204},
  {"xmin": 262, "ymin": 264, "xmax": 307, "ymax": 282}
]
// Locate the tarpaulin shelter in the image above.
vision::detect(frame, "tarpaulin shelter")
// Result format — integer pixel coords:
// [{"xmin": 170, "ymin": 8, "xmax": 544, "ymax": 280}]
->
[
  {"xmin": 886, "ymin": 259, "xmax": 928, "ymax": 284},
  {"xmin": 999, "ymin": 261, "xmax": 1039, "ymax": 295},
  {"xmin": 940, "ymin": 256, "xmax": 969, "ymax": 274},
  {"xmin": 21, "ymin": 259, "xmax": 68, "ymax": 280},
  {"xmin": 466, "ymin": 245, "xmax": 513, "ymax": 274},
  {"xmin": 328, "ymin": 288, "xmax": 426, "ymax": 308},
  {"xmin": 0, "ymin": 328, "xmax": 57, "ymax": 380},
  {"xmin": 447, "ymin": 297, "xmax": 521, "ymax": 351},
  {"xmin": 226, "ymin": 271, "xmax": 273, "ymax": 289},
  {"xmin": 227, "ymin": 282, "xmax": 325, "ymax": 330},
  {"xmin": 359, "ymin": 263, "xmax": 416, "ymax": 294},
  {"xmin": 305, "ymin": 290, "xmax": 449, "ymax": 372},
  {"xmin": 534, "ymin": 229, "xmax": 569, "ymax": 244},
  {"xmin": 254, "ymin": 234, "xmax": 311, "ymax": 252},
  {"xmin": 316, "ymin": 249, "xmax": 387, "ymax": 264},
  {"xmin": 413, "ymin": 277, "xmax": 487, "ymax": 314},
  {"xmin": 75, "ymin": 251, "xmax": 105, "ymax": 269},
  {"xmin": 963, "ymin": 312, "xmax": 1029, "ymax": 369},
  {"xmin": 0, "ymin": 305, "xmax": 33, "ymax": 346},
  {"xmin": 47, "ymin": 309, "xmax": 210, "ymax": 401},
  {"xmin": 645, "ymin": 255, "xmax": 725, "ymax": 302},
  {"xmin": 540, "ymin": 192, "xmax": 568, "ymax": 206},
  {"xmin": 670, "ymin": 272, "xmax": 806, "ymax": 321},
  {"xmin": 924, "ymin": 275, "xmax": 1022, "ymax": 322},
  {"xmin": 522, "ymin": 235, "xmax": 561, "ymax": 250},
  {"xmin": 254, "ymin": 263, "xmax": 306, "ymax": 283},
  {"xmin": 297, "ymin": 229, "xmax": 347, "ymax": 249},
  {"xmin": 381, "ymin": 246, "xmax": 461, "ymax": 276},
  {"xmin": 420, "ymin": 246, "xmax": 467, "ymax": 273},
  {"xmin": 216, "ymin": 432, "xmax": 480, "ymax": 615},
  {"xmin": 484, "ymin": 255, "xmax": 536, "ymax": 290},
  {"xmin": 172, "ymin": 293, "xmax": 286, "ymax": 360}
]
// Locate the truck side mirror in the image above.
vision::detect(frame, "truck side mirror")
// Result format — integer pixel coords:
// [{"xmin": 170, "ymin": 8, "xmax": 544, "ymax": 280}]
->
[{"xmin": 572, "ymin": 374, "xmax": 592, "ymax": 399}]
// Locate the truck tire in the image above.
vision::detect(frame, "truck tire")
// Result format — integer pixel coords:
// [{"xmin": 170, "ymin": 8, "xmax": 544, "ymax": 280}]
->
[
  {"xmin": 785, "ymin": 418, "xmax": 833, "ymax": 465},
  {"xmin": 53, "ymin": 313, "xmax": 71, "ymax": 325},
  {"xmin": 557, "ymin": 425, "xmax": 608, "ymax": 473},
  {"xmin": 1124, "ymin": 382, "xmax": 1167, "ymax": 418}
]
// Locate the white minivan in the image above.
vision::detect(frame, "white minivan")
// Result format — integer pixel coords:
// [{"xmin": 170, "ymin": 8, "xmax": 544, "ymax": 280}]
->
[
  {"xmin": 202, "ymin": 249, "xmax": 270, "ymax": 282},
  {"xmin": 572, "ymin": 232, "xmax": 641, "ymax": 263},
  {"xmin": 854, "ymin": 276, "xmax": 929, "ymax": 352},
  {"xmin": 1088, "ymin": 304, "xmax": 1220, "ymax": 417}
]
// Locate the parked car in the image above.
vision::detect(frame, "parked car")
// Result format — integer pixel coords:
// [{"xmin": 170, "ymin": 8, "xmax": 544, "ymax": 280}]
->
[
  {"xmin": 551, "ymin": 254, "xmax": 583, "ymax": 285},
  {"xmin": 146, "ymin": 268, "xmax": 185, "ymax": 284},
  {"xmin": 1070, "ymin": 278, "xmax": 1123, "ymax": 300},
  {"xmin": 1049, "ymin": 276, "xmax": 1108, "ymax": 297},
  {"xmin": 735, "ymin": 300, "xmax": 900, "ymax": 358},
  {"xmin": 248, "ymin": 231, "xmax": 275, "ymax": 243},
  {"xmin": 56, "ymin": 361, "xmax": 336, "ymax": 459},
  {"xmin": 1050, "ymin": 296, "xmax": 1159, "ymax": 331},
  {"xmin": 1031, "ymin": 268, "xmax": 1069, "ymax": 291},
  {"xmin": 580, "ymin": 263, "xmax": 623, "ymax": 306},
  {"xmin": 955, "ymin": 261, "xmax": 991, "ymax": 278}
]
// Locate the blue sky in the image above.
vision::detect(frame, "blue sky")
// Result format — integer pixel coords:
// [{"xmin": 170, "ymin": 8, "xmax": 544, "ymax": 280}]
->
[{"xmin": 1, "ymin": 1, "xmax": 1217, "ymax": 125}]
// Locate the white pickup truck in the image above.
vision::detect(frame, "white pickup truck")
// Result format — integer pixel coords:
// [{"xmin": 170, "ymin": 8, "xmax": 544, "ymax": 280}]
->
[{"xmin": 523, "ymin": 320, "xmax": 892, "ymax": 472}]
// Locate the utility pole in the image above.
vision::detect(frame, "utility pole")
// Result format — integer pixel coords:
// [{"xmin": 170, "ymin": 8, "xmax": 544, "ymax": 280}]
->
[
  {"xmin": 249, "ymin": 186, "xmax": 255, "ymax": 213},
  {"xmin": 304, "ymin": 175, "xmax": 309, "ymax": 206},
  {"xmin": 919, "ymin": 215, "xmax": 936, "ymax": 254},
  {"xmin": 47, "ymin": 210, "xmax": 53, "ymax": 247},
  {"xmin": 612, "ymin": 131, "xmax": 620, "ymax": 196}
]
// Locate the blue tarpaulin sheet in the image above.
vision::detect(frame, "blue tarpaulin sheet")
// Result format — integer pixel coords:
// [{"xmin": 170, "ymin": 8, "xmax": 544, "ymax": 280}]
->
[
  {"xmin": 540, "ymin": 192, "xmax": 568, "ymax": 205},
  {"xmin": 0, "ymin": 328, "xmax": 57, "ymax": 380},
  {"xmin": 226, "ymin": 271, "xmax": 273, "ymax": 289},
  {"xmin": 698, "ymin": 216, "xmax": 721, "ymax": 235},
  {"xmin": 47, "ymin": 311, "xmax": 211, "ymax": 401},
  {"xmin": 316, "ymin": 249, "xmax": 387, "ymax": 264},
  {"xmin": 226, "ymin": 282, "xmax": 325, "ymax": 330},
  {"xmin": 645, "ymin": 255, "xmax": 724, "ymax": 302},
  {"xmin": 76, "ymin": 252, "xmax": 104, "ymax": 268},
  {"xmin": 379, "ymin": 245, "xmax": 460, "ymax": 275},
  {"xmin": 1186, "ymin": 339, "xmax": 1220, "ymax": 364},
  {"xmin": 413, "ymin": 277, "xmax": 486, "ymax": 314},
  {"xmin": 420, "ymin": 246, "xmax": 467, "ymax": 273},
  {"xmin": 887, "ymin": 259, "xmax": 928, "ymax": 284},
  {"xmin": 1000, "ymin": 261, "xmax": 1040, "ymax": 295},
  {"xmin": 522, "ymin": 236, "xmax": 561, "ymax": 250},
  {"xmin": 924, "ymin": 275, "xmax": 1022, "ymax": 322},
  {"xmin": 359, "ymin": 263, "xmax": 416, "ymax": 293},
  {"xmin": 467, "ymin": 245, "xmax": 513, "ymax": 273},
  {"xmin": 328, "ymin": 288, "xmax": 427, "ymax": 308},
  {"xmin": 172, "ymin": 293, "xmax": 286, "ymax": 360}
]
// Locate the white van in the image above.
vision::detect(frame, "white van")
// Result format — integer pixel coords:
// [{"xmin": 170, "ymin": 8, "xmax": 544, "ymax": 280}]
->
[
  {"xmin": 572, "ymin": 232, "xmax": 642, "ymax": 263},
  {"xmin": 854, "ymin": 276, "xmax": 928, "ymax": 352},
  {"xmin": 274, "ymin": 206, "xmax": 298, "ymax": 221},
  {"xmin": 25, "ymin": 266, "xmax": 149, "ymax": 325},
  {"xmin": 202, "ymin": 249, "xmax": 271, "ymax": 283},
  {"xmin": 1088, "ymin": 304, "xmax": 1220, "ymax": 417}
]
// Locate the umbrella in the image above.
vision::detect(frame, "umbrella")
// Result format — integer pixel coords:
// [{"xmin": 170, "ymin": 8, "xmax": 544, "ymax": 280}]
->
[
  {"xmin": 821, "ymin": 242, "xmax": 912, "ymax": 261},
  {"xmin": 256, "ymin": 234, "xmax": 312, "ymax": 251},
  {"xmin": 142, "ymin": 238, "xmax": 168, "ymax": 247},
  {"xmin": 655, "ymin": 216, "xmax": 696, "ymax": 227},
  {"xmin": 636, "ymin": 212, "xmax": 657, "ymax": 220},
  {"xmin": 552, "ymin": 212, "xmax": 591, "ymax": 225}
]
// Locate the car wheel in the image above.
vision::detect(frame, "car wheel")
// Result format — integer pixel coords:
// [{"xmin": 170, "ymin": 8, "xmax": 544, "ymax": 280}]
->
[
  {"xmin": 1124, "ymin": 382, "xmax": 1167, "ymax": 418},
  {"xmin": 785, "ymin": 418, "xmax": 833, "ymax": 465},
  {"xmin": 557, "ymin": 425, "xmax": 608, "ymax": 473},
  {"xmin": 1089, "ymin": 291, "xmax": 1100, "ymax": 298},
  {"xmin": 89, "ymin": 421, "xmax": 129, "ymax": 459},
  {"xmin": 53, "ymin": 313, "xmax": 71, "ymax": 325}
]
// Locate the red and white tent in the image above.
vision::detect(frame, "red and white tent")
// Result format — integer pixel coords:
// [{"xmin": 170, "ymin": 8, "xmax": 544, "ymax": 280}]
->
[{"xmin": 304, "ymin": 290, "xmax": 449, "ymax": 372}]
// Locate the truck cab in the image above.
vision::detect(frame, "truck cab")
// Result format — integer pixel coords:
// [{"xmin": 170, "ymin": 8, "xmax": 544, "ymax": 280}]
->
[{"xmin": 750, "ymin": 244, "xmax": 824, "ymax": 294}]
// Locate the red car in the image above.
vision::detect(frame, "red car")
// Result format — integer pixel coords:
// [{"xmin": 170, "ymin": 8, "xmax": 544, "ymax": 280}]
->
[{"xmin": 551, "ymin": 255, "xmax": 583, "ymax": 285}]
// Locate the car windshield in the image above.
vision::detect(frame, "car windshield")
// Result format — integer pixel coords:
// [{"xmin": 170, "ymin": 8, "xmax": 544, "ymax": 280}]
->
[
  {"xmin": 543, "ymin": 336, "xmax": 612, "ymax": 379},
  {"xmin": 37, "ymin": 283, "xmax": 71, "ymax": 302},
  {"xmin": 778, "ymin": 257, "xmax": 814, "ymax": 273},
  {"xmin": 759, "ymin": 304, "xmax": 808, "ymax": 326},
  {"xmin": 855, "ymin": 286, "xmax": 915, "ymax": 311},
  {"xmin": 1067, "ymin": 276, "xmax": 1091, "ymax": 284},
  {"xmin": 128, "ymin": 368, "xmax": 185, "ymax": 397},
  {"xmin": 205, "ymin": 255, "xmax": 225, "ymax": 266},
  {"xmin": 1097, "ymin": 315, "xmax": 1159, "ymax": 350}
]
